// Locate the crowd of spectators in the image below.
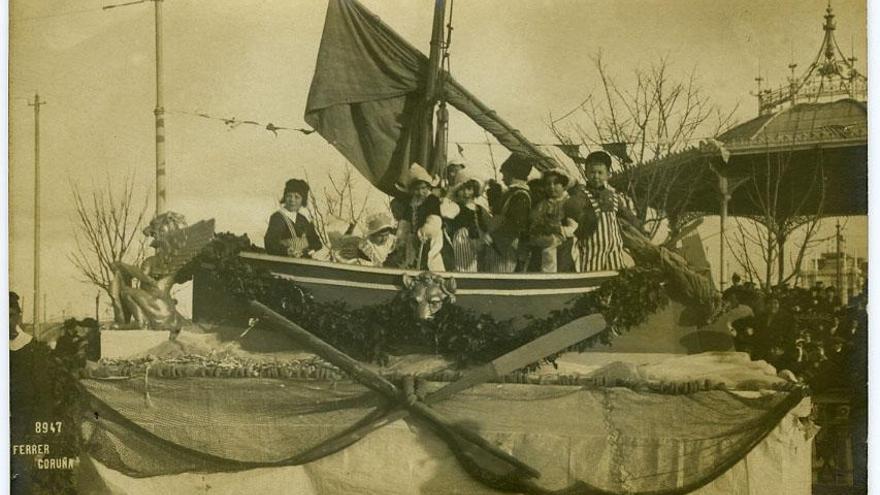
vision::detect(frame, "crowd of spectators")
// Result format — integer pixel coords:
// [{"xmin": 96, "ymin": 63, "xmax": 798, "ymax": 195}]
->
[{"xmin": 723, "ymin": 274, "xmax": 867, "ymax": 392}]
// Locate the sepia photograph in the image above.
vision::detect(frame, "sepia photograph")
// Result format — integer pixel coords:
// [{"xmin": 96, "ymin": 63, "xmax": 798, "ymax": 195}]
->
[{"xmin": 5, "ymin": 0, "xmax": 870, "ymax": 493}]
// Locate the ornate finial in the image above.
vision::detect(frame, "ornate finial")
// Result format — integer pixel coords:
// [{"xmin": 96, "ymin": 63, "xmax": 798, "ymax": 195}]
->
[
  {"xmin": 751, "ymin": 2, "xmax": 864, "ymax": 115},
  {"xmin": 824, "ymin": 2, "xmax": 836, "ymax": 32}
]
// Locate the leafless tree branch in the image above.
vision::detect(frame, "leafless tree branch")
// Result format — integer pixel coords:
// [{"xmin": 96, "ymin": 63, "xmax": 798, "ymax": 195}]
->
[{"xmin": 68, "ymin": 175, "xmax": 150, "ymax": 320}]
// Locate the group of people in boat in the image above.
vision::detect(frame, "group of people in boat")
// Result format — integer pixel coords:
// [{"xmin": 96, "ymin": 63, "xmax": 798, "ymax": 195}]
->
[{"xmin": 264, "ymin": 150, "xmax": 637, "ymax": 273}]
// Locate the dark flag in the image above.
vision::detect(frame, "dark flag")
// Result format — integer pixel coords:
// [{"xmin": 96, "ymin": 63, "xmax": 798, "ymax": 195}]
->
[
  {"xmin": 601, "ymin": 142, "xmax": 632, "ymax": 164},
  {"xmin": 554, "ymin": 143, "xmax": 582, "ymax": 161},
  {"xmin": 305, "ymin": 0, "xmax": 557, "ymax": 194}
]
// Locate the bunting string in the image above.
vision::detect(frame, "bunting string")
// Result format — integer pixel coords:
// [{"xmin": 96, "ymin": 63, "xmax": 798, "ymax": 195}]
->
[{"xmin": 166, "ymin": 109, "xmax": 316, "ymax": 137}]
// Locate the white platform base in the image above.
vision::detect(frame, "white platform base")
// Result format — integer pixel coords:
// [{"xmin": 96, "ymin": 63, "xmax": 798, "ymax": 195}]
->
[{"xmin": 100, "ymin": 330, "xmax": 170, "ymax": 359}]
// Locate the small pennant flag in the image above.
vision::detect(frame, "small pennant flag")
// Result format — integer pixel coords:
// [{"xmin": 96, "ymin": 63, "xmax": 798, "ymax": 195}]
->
[
  {"xmin": 554, "ymin": 143, "xmax": 582, "ymax": 160},
  {"xmin": 600, "ymin": 142, "xmax": 632, "ymax": 164}
]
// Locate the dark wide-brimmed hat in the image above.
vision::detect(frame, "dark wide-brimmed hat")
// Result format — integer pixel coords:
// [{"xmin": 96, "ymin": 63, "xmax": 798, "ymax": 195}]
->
[
  {"xmin": 582, "ymin": 151, "xmax": 612, "ymax": 169},
  {"xmin": 9, "ymin": 291, "xmax": 21, "ymax": 312},
  {"xmin": 499, "ymin": 153, "xmax": 534, "ymax": 180},
  {"xmin": 281, "ymin": 179, "xmax": 310, "ymax": 203}
]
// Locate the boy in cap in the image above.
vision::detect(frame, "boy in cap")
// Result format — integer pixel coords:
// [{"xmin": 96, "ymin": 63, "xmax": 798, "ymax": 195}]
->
[
  {"xmin": 564, "ymin": 151, "xmax": 637, "ymax": 272},
  {"xmin": 484, "ymin": 153, "xmax": 534, "ymax": 272}
]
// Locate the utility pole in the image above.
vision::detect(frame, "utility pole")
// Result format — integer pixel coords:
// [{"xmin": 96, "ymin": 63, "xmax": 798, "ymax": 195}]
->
[
  {"xmin": 154, "ymin": 0, "xmax": 167, "ymax": 216},
  {"xmin": 718, "ymin": 175, "xmax": 728, "ymax": 291},
  {"xmin": 28, "ymin": 93, "xmax": 45, "ymax": 338},
  {"xmin": 104, "ymin": 0, "xmax": 166, "ymax": 216},
  {"xmin": 835, "ymin": 219, "xmax": 843, "ymax": 304}
]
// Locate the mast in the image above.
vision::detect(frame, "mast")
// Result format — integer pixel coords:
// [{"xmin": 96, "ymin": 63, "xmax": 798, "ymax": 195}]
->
[{"xmin": 418, "ymin": 0, "xmax": 447, "ymax": 170}]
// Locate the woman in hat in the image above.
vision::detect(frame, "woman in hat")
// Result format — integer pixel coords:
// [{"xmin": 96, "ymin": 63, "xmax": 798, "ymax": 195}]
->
[
  {"xmin": 397, "ymin": 164, "xmax": 446, "ymax": 271},
  {"xmin": 445, "ymin": 161, "xmax": 467, "ymax": 188},
  {"xmin": 357, "ymin": 212, "xmax": 398, "ymax": 267},
  {"xmin": 447, "ymin": 175, "xmax": 491, "ymax": 272},
  {"xmin": 264, "ymin": 178, "xmax": 323, "ymax": 258},
  {"xmin": 529, "ymin": 168, "xmax": 578, "ymax": 272}
]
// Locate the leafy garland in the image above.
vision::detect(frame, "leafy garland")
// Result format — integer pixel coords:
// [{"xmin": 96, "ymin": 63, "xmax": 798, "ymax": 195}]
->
[{"xmin": 189, "ymin": 233, "xmax": 671, "ymax": 368}]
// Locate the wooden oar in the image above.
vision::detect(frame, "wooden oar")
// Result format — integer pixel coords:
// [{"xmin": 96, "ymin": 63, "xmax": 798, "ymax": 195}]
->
[
  {"xmin": 249, "ymin": 300, "xmax": 547, "ymax": 478},
  {"xmin": 426, "ymin": 312, "xmax": 605, "ymax": 403},
  {"xmin": 285, "ymin": 310, "xmax": 606, "ymax": 466}
]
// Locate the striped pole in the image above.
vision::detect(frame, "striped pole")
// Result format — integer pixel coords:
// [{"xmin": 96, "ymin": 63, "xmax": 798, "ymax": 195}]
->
[{"xmin": 154, "ymin": 0, "xmax": 166, "ymax": 215}]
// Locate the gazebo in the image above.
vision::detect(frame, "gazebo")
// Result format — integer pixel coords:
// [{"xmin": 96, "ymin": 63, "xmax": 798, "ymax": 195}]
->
[{"xmin": 614, "ymin": 3, "xmax": 867, "ymax": 289}]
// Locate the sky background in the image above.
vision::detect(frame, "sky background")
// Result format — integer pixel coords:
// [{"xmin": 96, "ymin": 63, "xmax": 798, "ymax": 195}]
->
[{"xmin": 7, "ymin": 0, "xmax": 868, "ymax": 321}]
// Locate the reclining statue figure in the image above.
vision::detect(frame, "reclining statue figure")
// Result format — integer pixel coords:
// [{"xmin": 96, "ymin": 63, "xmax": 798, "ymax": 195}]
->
[{"xmin": 111, "ymin": 212, "xmax": 215, "ymax": 339}]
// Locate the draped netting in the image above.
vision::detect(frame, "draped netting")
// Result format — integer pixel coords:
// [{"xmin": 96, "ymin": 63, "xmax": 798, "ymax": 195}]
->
[{"xmin": 80, "ymin": 376, "xmax": 805, "ymax": 494}]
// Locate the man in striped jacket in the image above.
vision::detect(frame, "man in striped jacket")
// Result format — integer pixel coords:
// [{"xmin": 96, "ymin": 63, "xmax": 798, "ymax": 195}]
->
[{"xmin": 564, "ymin": 151, "xmax": 638, "ymax": 272}]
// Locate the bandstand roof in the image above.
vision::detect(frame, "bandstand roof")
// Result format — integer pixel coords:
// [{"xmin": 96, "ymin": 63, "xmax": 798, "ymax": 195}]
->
[
  {"xmin": 719, "ymin": 99, "xmax": 867, "ymax": 154},
  {"xmin": 612, "ymin": 98, "xmax": 867, "ymax": 220},
  {"xmin": 612, "ymin": 4, "xmax": 867, "ymax": 221},
  {"xmin": 612, "ymin": 0, "xmax": 868, "ymax": 220}
]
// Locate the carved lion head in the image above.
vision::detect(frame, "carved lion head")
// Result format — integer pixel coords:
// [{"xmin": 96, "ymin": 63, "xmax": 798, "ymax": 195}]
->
[{"xmin": 401, "ymin": 272, "xmax": 457, "ymax": 320}]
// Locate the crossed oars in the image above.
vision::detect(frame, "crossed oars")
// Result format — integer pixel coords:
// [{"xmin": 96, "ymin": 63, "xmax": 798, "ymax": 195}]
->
[{"xmin": 249, "ymin": 300, "xmax": 606, "ymax": 481}]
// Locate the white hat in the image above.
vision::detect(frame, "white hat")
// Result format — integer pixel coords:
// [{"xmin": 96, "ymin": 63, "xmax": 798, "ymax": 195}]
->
[
  {"xmin": 448, "ymin": 173, "xmax": 484, "ymax": 197},
  {"xmin": 365, "ymin": 212, "xmax": 395, "ymax": 236},
  {"xmin": 406, "ymin": 163, "xmax": 438, "ymax": 188}
]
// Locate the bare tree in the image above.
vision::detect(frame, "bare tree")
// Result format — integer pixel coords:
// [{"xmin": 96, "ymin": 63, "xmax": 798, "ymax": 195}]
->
[
  {"xmin": 68, "ymin": 176, "xmax": 151, "ymax": 322},
  {"xmin": 725, "ymin": 151, "xmax": 827, "ymax": 288},
  {"xmin": 550, "ymin": 52, "xmax": 738, "ymax": 241},
  {"xmin": 304, "ymin": 163, "xmax": 373, "ymax": 247}
]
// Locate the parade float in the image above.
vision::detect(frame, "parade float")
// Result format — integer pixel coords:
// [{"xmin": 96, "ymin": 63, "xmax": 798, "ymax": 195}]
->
[{"xmin": 69, "ymin": 1, "xmax": 815, "ymax": 493}]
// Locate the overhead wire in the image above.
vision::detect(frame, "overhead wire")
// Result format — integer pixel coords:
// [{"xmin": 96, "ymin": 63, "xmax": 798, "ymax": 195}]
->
[
  {"xmin": 12, "ymin": 6, "xmax": 108, "ymax": 23},
  {"xmin": 12, "ymin": 0, "xmax": 152, "ymax": 24}
]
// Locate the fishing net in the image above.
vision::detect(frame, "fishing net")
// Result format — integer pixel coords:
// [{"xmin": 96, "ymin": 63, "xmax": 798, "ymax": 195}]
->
[{"xmin": 80, "ymin": 376, "xmax": 807, "ymax": 494}]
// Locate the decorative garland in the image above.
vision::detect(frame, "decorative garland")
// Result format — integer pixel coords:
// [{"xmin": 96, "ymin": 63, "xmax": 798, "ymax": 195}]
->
[
  {"xmin": 187, "ymin": 233, "xmax": 671, "ymax": 368},
  {"xmin": 84, "ymin": 354, "xmax": 802, "ymax": 394}
]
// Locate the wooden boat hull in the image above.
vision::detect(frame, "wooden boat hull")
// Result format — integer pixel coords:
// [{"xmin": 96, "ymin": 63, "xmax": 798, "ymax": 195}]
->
[
  {"xmin": 193, "ymin": 252, "xmax": 617, "ymax": 325},
  {"xmin": 243, "ymin": 253, "xmax": 617, "ymax": 322}
]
